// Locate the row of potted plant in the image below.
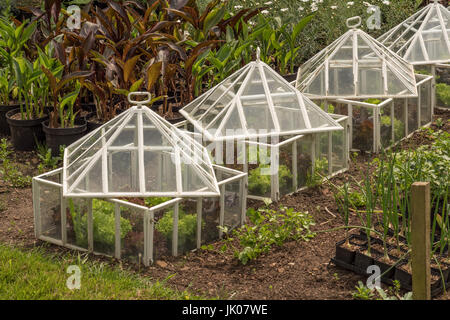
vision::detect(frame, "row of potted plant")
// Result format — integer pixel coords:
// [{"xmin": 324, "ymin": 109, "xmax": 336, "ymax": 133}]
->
[{"xmin": 0, "ymin": 0, "xmax": 316, "ymax": 154}]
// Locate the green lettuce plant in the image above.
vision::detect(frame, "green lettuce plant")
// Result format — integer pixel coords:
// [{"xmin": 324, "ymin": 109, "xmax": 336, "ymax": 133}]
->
[
  {"xmin": 248, "ymin": 164, "xmax": 292, "ymax": 195},
  {"xmin": 69, "ymin": 199, "xmax": 132, "ymax": 249},
  {"xmin": 155, "ymin": 206, "xmax": 198, "ymax": 251},
  {"xmin": 436, "ymin": 83, "xmax": 450, "ymax": 107}
]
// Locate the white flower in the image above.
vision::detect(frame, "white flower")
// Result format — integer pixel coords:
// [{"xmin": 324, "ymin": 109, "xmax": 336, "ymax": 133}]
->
[
  {"xmin": 331, "ymin": 5, "xmax": 337, "ymax": 9},
  {"xmin": 261, "ymin": 9, "xmax": 269, "ymax": 14},
  {"xmin": 383, "ymin": 0, "xmax": 390, "ymax": 5},
  {"xmin": 281, "ymin": 8, "xmax": 288, "ymax": 12},
  {"xmin": 234, "ymin": 5, "xmax": 243, "ymax": 9}
]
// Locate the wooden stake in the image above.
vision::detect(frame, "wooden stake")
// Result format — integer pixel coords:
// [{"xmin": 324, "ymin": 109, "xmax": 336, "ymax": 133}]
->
[{"xmin": 411, "ymin": 182, "xmax": 431, "ymax": 300}]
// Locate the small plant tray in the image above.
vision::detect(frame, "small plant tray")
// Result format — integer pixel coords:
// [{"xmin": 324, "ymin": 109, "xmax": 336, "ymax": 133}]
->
[
  {"xmin": 330, "ymin": 257, "xmax": 447, "ymax": 298},
  {"xmin": 332, "ymin": 235, "xmax": 450, "ymax": 298}
]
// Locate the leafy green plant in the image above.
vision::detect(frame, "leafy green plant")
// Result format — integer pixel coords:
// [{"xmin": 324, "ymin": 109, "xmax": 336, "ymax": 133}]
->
[
  {"xmin": 144, "ymin": 197, "xmax": 173, "ymax": 208},
  {"xmin": 306, "ymin": 157, "xmax": 328, "ymax": 188},
  {"xmin": 352, "ymin": 280, "xmax": 412, "ymax": 300},
  {"xmin": 320, "ymin": 102, "xmax": 335, "ymax": 114},
  {"xmin": 415, "ymin": 69, "xmax": 432, "ymax": 76},
  {"xmin": 364, "ymin": 98, "xmax": 382, "ymax": 105},
  {"xmin": 68, "ymin": 199, "xmax": 132, "ymax": 249},
  {"xmin": 155, "ymin": 206, "xmax": 198, "ymax": 251},
  {"xmin": 378, "ymin": 130, "xmax": 450, "ymax": 199},
  {"xmin": 0, "ymin": 138, "xmax": 31, "ymax": 188},
  {"xmin": 0, "ymin": 17, "xmax": 36, "ymax": 71},
  {"xmin": 380, "ymin": 115, "xmax": 405, "ymax": 142},
  {"xmin": 36, "ymin": 142, "xmax": 61, "ymax": 173},
  {"xmin": 272, "ymin": 14, "xmax": 315, "ymax": 74},
  {"xmin": 0, "ymin": 67, "xmax": 15, "ymax": 105},
  {"xmin": 436, "ymin": 83, "xmax": 450, "ymax": 107},
  {"xmin": 12, "ymin": 56, "xmax": 47, "ymax": 120},
  {"xmin": 221, "ymin": 206, "xmax": 316, "ymax": 264},
  {"xmin": 337, "ymin": 187, "xmax": 366, "ymax": 208},
  {"xmin": 248, "ymin": 164, "xmax": 292, "ymax": 195},
  {"xmin": 41, "ymin": 57, "xmax": 92, "ymax": 128},
  {"xmin": 352, "ymin": 281, "xmax": 375, "ymax": 300}
]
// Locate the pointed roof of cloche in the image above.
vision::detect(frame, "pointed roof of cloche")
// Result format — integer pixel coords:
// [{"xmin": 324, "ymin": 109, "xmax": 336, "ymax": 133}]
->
[
  {"xmin": 63, "ymin": 93, "xmax": 220, "ymax": 198},
  {"xmin": 180, "ymin": 50, "xmax": 343, "ymax": 142},
  {"xmin": 296, "ymin": 16, "xmax": 418, "ymax": 99},
  {"xmin": 378, "ymin": 0, "xmax": 450, "ymax": 65}
]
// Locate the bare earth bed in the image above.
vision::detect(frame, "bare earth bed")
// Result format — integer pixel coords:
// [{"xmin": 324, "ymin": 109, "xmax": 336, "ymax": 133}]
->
[{"xmin": 0, "ymin": 109, "xmax": 449, "ymax": 300}]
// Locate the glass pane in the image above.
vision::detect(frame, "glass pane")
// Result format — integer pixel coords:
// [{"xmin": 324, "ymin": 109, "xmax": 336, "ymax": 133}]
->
[
  {"xmin": 224, "ymin": 180, "xmax": 242, "ymax": 230},
  {"xmin": 380, "ymin": 103, "xmax": 393, "ymax": 148},
  {"xmin": 279, "ymin": 142, "xmax": 294, "ymax": 197},
  {"xmin": 120, "ymin": 206, "xmax": 145, "ymax": 263},
  {"xmin": 296, "ymin": 135, "xmax": 313, "ymax": 188},
  {"xmin": 332, "ymin": 122, "xmax": 346, "ymax": 173},
  {"xmin": 201, "ymin": 197, "xmax": 220, "ymax": 244},
  {"xmin": 407, "ymin": 97, "xmax": 419, "ymax": 134},
  {"xmin": 436, "ymin": 65, "xmax": 450, "ymax": 108},
  {"xmin": 420, "ymin": 80, "xmax": 432, "ymax": 125},
  {"xmin": 153, "ymin": 204, "xmax": 176, "ymax": 259},
  {"xmin": 329, "ymin": 67, "xmax": 354, "ymax": 96},
  {"xmin": 39, "ymin": 183, "xmax": 62, "ymax": 240},
  {"xmin": 92, "ymin": 200, "xmax": 117, "ymax": 256},
  {"xmin": 177, "ymin": 199, "xmax": 198, "ymax": 255},
  {"xmin": 66, "ymin": 198, "xmax": 90, "ymax": 249},
  {"xmin": 394, "ymin": 99, "xmax": 407, "ymax": 142},
  {"xmin": 352, "ymin": 105, "xmax": 374, "ymax": 151}
]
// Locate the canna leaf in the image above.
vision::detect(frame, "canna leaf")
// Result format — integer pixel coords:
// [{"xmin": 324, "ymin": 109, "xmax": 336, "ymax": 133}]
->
[
  {"xmin": 203, "ymin": 5, "xmax": 225, "ymax": 37},
  {"xmin": 130, "ymin": 77, "xmax": 144, "ymax": 92},
  {"xmin": 123, "ymin": 54, "xmax": 141, "ymax": 83},
  {"xmin": 292, "ymin": 14, "xmax": 315, "ymax": 41},
  {"xmin": 146, "ymin": 61, "xmax": 162, "ymax": 91}
]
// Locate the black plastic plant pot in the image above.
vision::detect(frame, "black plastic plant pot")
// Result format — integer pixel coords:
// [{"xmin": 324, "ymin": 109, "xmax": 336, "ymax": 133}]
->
[
  {"xmin": 373, "ymin": 254, "xmax": 396, "ymax": 281},
  {"xmin": 43, "ymin": 119, "xmax": 87, "ymax": 156},
  {"xmin": 0, "ymin": 103, "xmax": 20, "ymax": 136},
  {"xmin": 86, "ymin": 116, "xmax": 104, "ymax": 133},
  {"xmin": 335, "ymin": 234, "xmax": 367, "ymax": 265},
  {"xmin": 354, "ymin": 249, "xmax": 374, "ymax": 272},
  {"xmin": 430, "ymin": 267, "xmax": 447, "ymax": 291},
  {"xmin": 6, "ymin": 108, "xmax": 48, "ymax": 151},
  {"xmin": 394, "ymin": 262, "xmax": 412, "ymax": 287},
  {"xmin": 335, "ymin": 240, "xmax": 356, "ymax": 265}
]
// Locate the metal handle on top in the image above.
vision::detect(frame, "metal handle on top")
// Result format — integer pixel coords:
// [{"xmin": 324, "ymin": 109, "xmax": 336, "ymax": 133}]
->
[
  {"xmin": 346, "ymin": 16, "xmax": 362, "ymax": 29},
  {"xmin": 128, "ymin": 92, "xmax": 152, "ymax": 106}
]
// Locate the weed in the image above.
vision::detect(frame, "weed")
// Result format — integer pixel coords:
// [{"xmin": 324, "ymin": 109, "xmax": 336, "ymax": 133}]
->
[
  {"xmin": 352, "ymin": 280, "xmax": 412, "ymax": 300},
  {"xmin": 352, "ymin": 281, "xmax": 375, "ymax": 300},
  {"xmin": 36, "ymin": 142, "xmax": 62, "ymax": 173},
  {"xmin": 0, "ymin": 138, "xmax": 31, "ymax": 188},
  {"xmin": 306, "ymin": 157, "xmax": 328, "ymax": 188}
]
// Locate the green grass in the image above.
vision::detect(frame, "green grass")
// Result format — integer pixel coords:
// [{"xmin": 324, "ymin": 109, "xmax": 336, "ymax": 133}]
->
[{"xmin": 0, "ymin": 244, "xmax": 205, "ymax": 300}]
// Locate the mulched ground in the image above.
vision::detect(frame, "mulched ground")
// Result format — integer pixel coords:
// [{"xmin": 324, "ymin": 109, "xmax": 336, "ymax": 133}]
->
[{"xmin": 0, "ymin": 108, "xmax": 449, "ymax": 300}]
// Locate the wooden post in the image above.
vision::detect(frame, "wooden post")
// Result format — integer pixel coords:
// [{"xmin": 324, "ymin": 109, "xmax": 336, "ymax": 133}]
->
[{"xmin": 411, "ymin": 182, "xmax": 431, "ymax": 300}]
